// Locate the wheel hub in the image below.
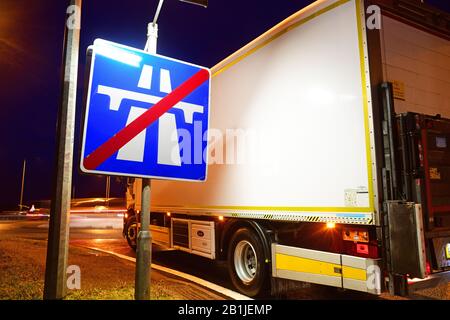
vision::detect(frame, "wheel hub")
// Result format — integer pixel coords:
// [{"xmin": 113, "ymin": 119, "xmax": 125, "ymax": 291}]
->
[
  {"xmin": 234, "ymin": 240, "xmax": 258, "ymax": 284},
  {"xmin": 128, "ymin": 223, "xmax": 137, "ymax": 241}
]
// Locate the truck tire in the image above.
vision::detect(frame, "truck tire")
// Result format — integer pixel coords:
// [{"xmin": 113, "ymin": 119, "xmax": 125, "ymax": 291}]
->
[
  {"xmin": 125, "ymin": 217, "xmax": 137, "ymax": 251},
  {"xmin": 227, "ymin": 227, "xmax": 269, "ymax": 297}
]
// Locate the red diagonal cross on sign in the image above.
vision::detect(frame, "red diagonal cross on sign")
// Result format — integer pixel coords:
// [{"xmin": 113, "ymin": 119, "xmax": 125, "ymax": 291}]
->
[{"xmin": 83, "ymin": 68, "xmax": 210, "ymax": 170}]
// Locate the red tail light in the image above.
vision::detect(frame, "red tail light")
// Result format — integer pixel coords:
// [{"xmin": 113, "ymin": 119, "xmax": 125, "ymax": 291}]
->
[{"xmin": 356, "ymin": 243, "xmax": 369, "ymax": 255}]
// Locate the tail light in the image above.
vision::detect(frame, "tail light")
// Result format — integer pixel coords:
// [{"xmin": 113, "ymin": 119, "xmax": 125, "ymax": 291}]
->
[
  {"xmin": 342, "ymin": 228, "xmax": 369, "ymax": 243},
  {"xmin": 426, "ymin": 261, "xmax": 431, "ymax": 275},
  {"xmin": 356, "ymin": 243, "xmax": 369, "ymax": 255},
  {"xmin": 342, "ymin": 227, "xmax": 379, "ymax": 259}
]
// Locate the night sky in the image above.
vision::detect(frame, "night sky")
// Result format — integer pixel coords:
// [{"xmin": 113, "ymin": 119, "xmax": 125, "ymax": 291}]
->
[{"xmin": 0, "ymin": 0, "xmax": 449, "ymax": 210}]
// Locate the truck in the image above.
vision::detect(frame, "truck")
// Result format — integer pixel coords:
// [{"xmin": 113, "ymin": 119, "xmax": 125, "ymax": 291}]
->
[{"xmin": 123, "ymin": 0, "xmax": 450, "ymax": 297}]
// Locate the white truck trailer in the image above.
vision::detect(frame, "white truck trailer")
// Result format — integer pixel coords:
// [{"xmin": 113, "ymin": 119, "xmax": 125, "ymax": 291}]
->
[{"xmin": 123, "ymin": 0, "xmax": 450, "ymax": 297}]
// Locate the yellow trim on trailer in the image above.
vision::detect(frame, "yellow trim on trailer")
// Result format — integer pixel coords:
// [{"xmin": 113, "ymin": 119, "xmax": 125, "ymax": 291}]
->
[
  {"xmin": 342, "ymin": 266, "xmax": 367, "ymax": 281},
  {"xmin": 276, "ymin": 253, "xmax": 342, "ymax": 277},
  {"xmin": 355, "ymin": 0, "xmax": 375, "ymax": 212},
  {"xmin": 153, "ymin": 204, "xmax": 372, "ymax": 213}
]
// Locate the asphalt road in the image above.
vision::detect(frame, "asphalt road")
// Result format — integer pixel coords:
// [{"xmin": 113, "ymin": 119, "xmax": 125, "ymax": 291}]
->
[{"xmin": 0, "ymin": 219, "xmax": 446, "ymax": 300}]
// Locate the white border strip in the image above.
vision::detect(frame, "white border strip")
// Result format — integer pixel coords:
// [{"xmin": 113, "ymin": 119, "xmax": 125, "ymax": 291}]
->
[{"xmin": 82, "ymin": 245, "xmax": 252, "ymax": 300}]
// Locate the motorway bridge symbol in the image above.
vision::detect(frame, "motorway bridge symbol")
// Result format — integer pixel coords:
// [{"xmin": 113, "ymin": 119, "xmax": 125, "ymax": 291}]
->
[{"xmin": 80, "ymin": 39, "xmax": 211, "ymax": 181}]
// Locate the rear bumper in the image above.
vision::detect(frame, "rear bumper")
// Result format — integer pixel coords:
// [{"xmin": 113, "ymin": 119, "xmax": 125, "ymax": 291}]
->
[
  {"xmin": 408, "ymin": 270, "xmax": 450, "ymax": 292},
  {"xmin": 271, "ymin": 243, "xmax": 382, "ymax": 295}
]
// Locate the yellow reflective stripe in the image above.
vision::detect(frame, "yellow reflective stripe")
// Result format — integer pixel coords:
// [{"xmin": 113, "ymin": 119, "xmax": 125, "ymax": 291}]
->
[
  {"xmin": 276, "ymin": 254, "xmax": 368, "ymax": 281},
  {"xmin": 342, "ymin": 266, "xmax": 367, "ymax": 281},
  {"xmin": 276, "ymin": 253, "xmax": 341, "ymax": 277}
]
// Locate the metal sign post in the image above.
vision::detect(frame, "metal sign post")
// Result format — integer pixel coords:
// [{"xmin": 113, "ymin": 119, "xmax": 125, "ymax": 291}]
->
[
  {"xmin": 135, "ymin": 17, "xmax": 159, "ymax": 301},
  {"xmin": 134, "ymin": 0, "xmax": 209, "ymax": 299},
  {"xmin": 135, "ymin": 177, "xmax": 152, "ymax": 299},
  {"xmin": 44, "ymin": 0, "xmax": 81, "ymax": 300}
]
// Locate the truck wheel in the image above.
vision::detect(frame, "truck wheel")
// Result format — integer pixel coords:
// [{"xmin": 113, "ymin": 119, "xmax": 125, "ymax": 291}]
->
[
  {"xmin": 125, "ymin": 217, "xmax": 137, "ymax": 251},
  {"xmin": 227, "ymin": 227, "xmax": 269, "ymax": 297}
]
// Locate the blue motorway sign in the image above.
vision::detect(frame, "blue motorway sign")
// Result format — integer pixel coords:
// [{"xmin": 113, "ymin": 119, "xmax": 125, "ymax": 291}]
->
[{"xmin": 80, "ymin": 39, "xmax": 211, "ymax": 181}]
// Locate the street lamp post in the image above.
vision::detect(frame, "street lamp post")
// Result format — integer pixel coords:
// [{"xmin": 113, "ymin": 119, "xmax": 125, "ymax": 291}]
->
[
  {"xmin": 105, "ymin": 176, "xmax": 110, "ymax": 206},
  {"xmin": 19, "ymin": 159, "xmax": 26, "ymax": 211}
]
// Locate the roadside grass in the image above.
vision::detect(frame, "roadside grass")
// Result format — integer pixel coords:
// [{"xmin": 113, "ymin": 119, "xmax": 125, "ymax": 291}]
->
[
  {"xmin": 0, "ymin": 238, "xmax": 180, "ymax": 300},
  {"xmin": 66, "ymin": 284, "xmax": 174, "ymax": 300},
  {"xmin": 0, "ymin": 239, "xmax": 46, "ymax": 300}
]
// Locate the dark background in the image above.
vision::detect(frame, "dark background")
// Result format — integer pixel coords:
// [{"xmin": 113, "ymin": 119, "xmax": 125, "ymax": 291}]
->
[{"xmin": 0, "ymin": 0, "xmax": 449, "ymax": 210}]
